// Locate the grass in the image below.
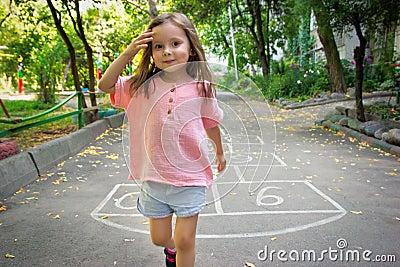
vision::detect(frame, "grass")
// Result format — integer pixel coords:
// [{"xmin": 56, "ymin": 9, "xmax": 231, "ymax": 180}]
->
[{"xmin": 0, "ymin": 99, "xmax": 78, "ymax": 151}]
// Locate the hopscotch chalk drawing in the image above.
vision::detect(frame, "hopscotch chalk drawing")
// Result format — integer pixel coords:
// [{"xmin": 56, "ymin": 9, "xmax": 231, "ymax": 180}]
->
[
  {"xmin": 91, "ymin": 135, "xmax": 347, "ymax": 239},
  {"xmin": 91, "ymin": 88, "xmax": 346, "ymax": 238}
]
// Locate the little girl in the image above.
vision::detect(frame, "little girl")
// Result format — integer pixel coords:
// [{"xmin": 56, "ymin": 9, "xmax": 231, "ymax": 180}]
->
[{"xmin": 98, "ymin": 12, "xmax": 226, "ymax": 267}]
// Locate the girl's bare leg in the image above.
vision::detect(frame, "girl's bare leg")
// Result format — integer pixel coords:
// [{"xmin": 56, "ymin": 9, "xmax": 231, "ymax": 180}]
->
[
  {"xmin": 174, "ymin": 214, "xmax": 199, "ymax": 267},
  {"xmin": 149, "ymin": 215, "xmax": 175, "ymax": 249}
]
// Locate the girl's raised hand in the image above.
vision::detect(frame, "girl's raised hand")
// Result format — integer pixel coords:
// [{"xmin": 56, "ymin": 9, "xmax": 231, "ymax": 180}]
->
[{"xmin": 125, "ymin": 30, "xmax": 154, "ymax": 58}]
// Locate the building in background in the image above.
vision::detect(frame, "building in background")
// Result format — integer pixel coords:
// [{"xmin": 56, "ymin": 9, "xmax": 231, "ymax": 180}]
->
[{"xmin": 310, "ymin": 13, "xmax": 400, "ymax": 64}]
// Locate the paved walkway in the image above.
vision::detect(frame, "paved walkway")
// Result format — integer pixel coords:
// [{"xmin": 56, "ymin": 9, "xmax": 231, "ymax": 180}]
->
[{"xmin": 0, "ymin": 92, "xmax": 399, "ymax": 266}]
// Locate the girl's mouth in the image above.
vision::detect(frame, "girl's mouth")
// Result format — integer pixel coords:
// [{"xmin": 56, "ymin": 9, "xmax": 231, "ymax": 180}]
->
[{"xmin": 164, "ymin": 60, "xmax": 175, "ymax": 64}]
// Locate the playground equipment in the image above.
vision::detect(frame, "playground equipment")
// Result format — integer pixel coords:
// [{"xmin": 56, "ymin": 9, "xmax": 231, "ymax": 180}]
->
[{"xmin": 0, "ymin": 92, "xmax": 84, "ymax": 138}]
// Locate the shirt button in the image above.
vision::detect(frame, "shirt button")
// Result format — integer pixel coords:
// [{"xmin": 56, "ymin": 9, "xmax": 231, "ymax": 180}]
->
[
  {"xmin": 169, "ymin": 97, "xmax": 173, "ymax": 103},
  {"xmin": 170, "ymin": 87, "xmax": 175, "ymax": 92},
  {"xmin": 167, "ymin": 110, "xmax": 172, "ymax": 114}
]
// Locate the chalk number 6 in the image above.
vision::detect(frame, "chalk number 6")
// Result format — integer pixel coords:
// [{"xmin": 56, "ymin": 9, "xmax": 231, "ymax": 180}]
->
[{"xmin": 256, "ymin": 186, "xmax": 284, "ymax": 206}]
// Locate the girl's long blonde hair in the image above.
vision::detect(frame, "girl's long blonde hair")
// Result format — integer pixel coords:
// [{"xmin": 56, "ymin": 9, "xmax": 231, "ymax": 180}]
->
[{"xmin": 129, "ymin": 12, "xmax": 213, "ymax": 98}]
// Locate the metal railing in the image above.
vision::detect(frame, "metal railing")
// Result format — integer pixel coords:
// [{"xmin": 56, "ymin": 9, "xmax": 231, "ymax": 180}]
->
[{"xmin": 0, "ymin": 92, "xmax": 83, "ymax": 138}]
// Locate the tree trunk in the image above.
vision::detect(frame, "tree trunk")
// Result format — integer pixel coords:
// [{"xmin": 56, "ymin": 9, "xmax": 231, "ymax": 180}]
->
[
  {"xmin": 39, "ymin": 67, "xmax": 50, "ymax": 103},
  {"xmin": 74, "ymin": 0, "xmax": 98, "ymax": 121},
  {"xmin": 148, "ymin": 0, "xmax": 158, "ymax": 18},
  {"xmin": 265, "ymin": 1, "xmax": 272, "ymax": 77},
  {"xmin": 46, "ymin": 0, "xmax": 88, "ymax": 111},
  {"xmin": 254, "ymin": 0, "xmax": 269, "ymax": 77},
  {"xmin": 353, "ymin": 15, "xmax": 367, "ymax": 122},
  {"xmin": 238, "ymin": 0, "xmax": 269, "ymax": 77},
  {"xmin": 312, "ymin": 2, "xmax": 347, "ymax": 94},
  {"xmin": 86, "ymin": 47, "xmax": 98, "ymax": 119}
]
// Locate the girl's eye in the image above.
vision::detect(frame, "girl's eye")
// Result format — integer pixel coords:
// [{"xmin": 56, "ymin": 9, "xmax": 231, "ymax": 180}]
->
[
  {"xmin": 154, "ymin": 44, "xmax": 162, "ymax": 49},
  {"xmin": 172, "ymin": 41, "xmax": 180, "ymax": 47}
]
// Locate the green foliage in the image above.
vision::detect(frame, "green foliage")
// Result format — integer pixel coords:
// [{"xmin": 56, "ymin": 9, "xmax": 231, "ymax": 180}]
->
[
  {"xmin": 215, "ymin": 58, "xmax": 331, "ymax": 102},
  {"xmin": 364, "ymin": 102, "xmax": 400, "ymax": 120},
  {"xmin": 0, "ymin": 1, "xmax": 151, "ymax": 103},
  {"xmin": 362, "ymin": 80, "xmax": 377, "ymax": 93},
  {"xmin": 270, "ymin": 59, "xmax": 287, "ymax": 75},
  {"xmin": 341, "ymin": 59, "xmax": 355, "ymax": 88},
  {"xmin": 216, "ymin": 70, "xmax": 264, "ymax": 98},
  {"xmin": 378, "ymin": 79, "xmax": 395, "ymax": 91},
  {"xmin": 0, "ymin": 0, "xmax": 69, "ymax": 103},
  {"xmin": 1, "ymin": 0, "xmax": 399, "ymax": 106},
  {"xmin": 264, "ymin": 60, "xmax": 329, "ymax": 101},
  {"xmin": 282, "ymin": 0, "xmax": 314, "ymax": 68},
  {"xmin": 176, "ymin": 0, "xmax": 285, "ymax": 77}
]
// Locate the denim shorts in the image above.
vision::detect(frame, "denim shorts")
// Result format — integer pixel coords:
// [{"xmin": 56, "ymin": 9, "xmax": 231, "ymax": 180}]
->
[{"xmin": 137, "ymin": 181, "xmax": 206, "ymax": 218}]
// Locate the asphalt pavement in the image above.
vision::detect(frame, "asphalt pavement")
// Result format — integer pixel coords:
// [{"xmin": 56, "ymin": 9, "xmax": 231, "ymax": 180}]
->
[{"xmin": 0, "ymin": 91, "xmax": 399, "ymax": 267}]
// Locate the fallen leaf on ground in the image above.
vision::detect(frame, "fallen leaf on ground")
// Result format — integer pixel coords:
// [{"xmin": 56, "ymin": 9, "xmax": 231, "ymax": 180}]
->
[
  {"xmin": 102, "ymin": 215, "xmax": 109, "ymax": 219},
  {"xmin": 350, "ymin": 211, "xmax": 363, "ymax": 215},
  {"xmin": 5, "ymin": 253, "xmax": 15, "ymax": 259},
  {"xmin": 52, "ymin": 177, "xmax": 67, "ymax": 185},
  {"xmin": 244, "ymin": 262, "xmax": 256, "ymax": 267},
  {"xmin": 106, "ymin": 154, "xmax": 119, "ymax": 160},
  {"xmin": 0, "ymin": 205, "xmax": 7, "ymax": 211},
  {"xmin": 15, "ymin": 188, "xmax": 23, "ymax": 194}
]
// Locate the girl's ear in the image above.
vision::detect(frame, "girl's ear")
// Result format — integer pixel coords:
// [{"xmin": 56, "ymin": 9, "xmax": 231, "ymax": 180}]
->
[{"xmin": 190, "ymin": 49, "xmax": 196, "ymax": 56}]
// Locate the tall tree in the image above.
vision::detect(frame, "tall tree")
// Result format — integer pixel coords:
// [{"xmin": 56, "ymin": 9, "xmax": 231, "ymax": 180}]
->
[
  {"xmin": 62, "ymin": 0, "xmax": 98, "ymax": 118},
  {"xmin": 175, "ymin": 0, "xmax": 284, "ymax": 78},
  {"xmin": 46, "ymin": 0, "xmax": 91, "ymax": 119},
  {"xmin": 235, "ymin": 0, "xmax": 270, "ymax": 77},
  {"xmin": 328, "ymin": 0, "xmax": 400, "ymax": 122},
  {"xmin": 282, "ymin": 0, "xmax": 314, "ymax": 68},
  {"xmin": 311, "ymin": 0, "xmax": 347, "ymax": 94}
]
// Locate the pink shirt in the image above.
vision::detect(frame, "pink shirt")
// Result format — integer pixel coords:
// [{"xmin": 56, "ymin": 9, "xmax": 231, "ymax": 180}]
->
[{"xmin": 110, "ymin": 75, "xmax": 223, "ymax": 187}]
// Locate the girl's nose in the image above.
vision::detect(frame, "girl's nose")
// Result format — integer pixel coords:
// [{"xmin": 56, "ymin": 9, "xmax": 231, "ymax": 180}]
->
[{"xmin": 163, "ymin": 47, "xmax": 172, "ymax": 56}]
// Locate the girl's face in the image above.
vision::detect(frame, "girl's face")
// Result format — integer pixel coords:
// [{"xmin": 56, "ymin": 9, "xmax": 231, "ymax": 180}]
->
[{"xmin": 151, "ymin": 21, "xmax": 194, "ymax": 72}]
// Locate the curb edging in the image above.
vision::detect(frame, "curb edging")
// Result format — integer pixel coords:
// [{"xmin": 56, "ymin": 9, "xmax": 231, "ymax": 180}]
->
[
  {"xmin": 319, "ymin": 120, "xmax": 400, "ymax": 157},
  {"xmin": 0, "ymin": 112, "xmax": 125, "ymax": 200}
]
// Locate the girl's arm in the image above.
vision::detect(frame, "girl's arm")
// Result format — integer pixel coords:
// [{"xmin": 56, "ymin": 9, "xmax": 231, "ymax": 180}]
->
[
  {"xmin": 205, "ymin": 126, "xmax": 226, "ymax": 172},
  {"xmin": 98, "ymin": 30, "xmax": 154, "ymax": 94}
]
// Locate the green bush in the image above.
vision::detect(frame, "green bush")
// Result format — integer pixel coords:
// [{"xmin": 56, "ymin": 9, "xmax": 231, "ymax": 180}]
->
[
  {"xmin": 363, "ymin": 79, "xmax": 377, "ymax": 92},
  {"xmin": 264, "ymin": 60, "xmax": 329, "ymax": 101},
  {"xmin": 378, "ymin": 79, "xmax": 395, "ymax": 91},
  {"xmin": 341, "ymin": 59, "xmax": 356, "ymax": 88},
  {"xmin": 217, "ymin": 70, "xmax": 263, "ymax": 97}
]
